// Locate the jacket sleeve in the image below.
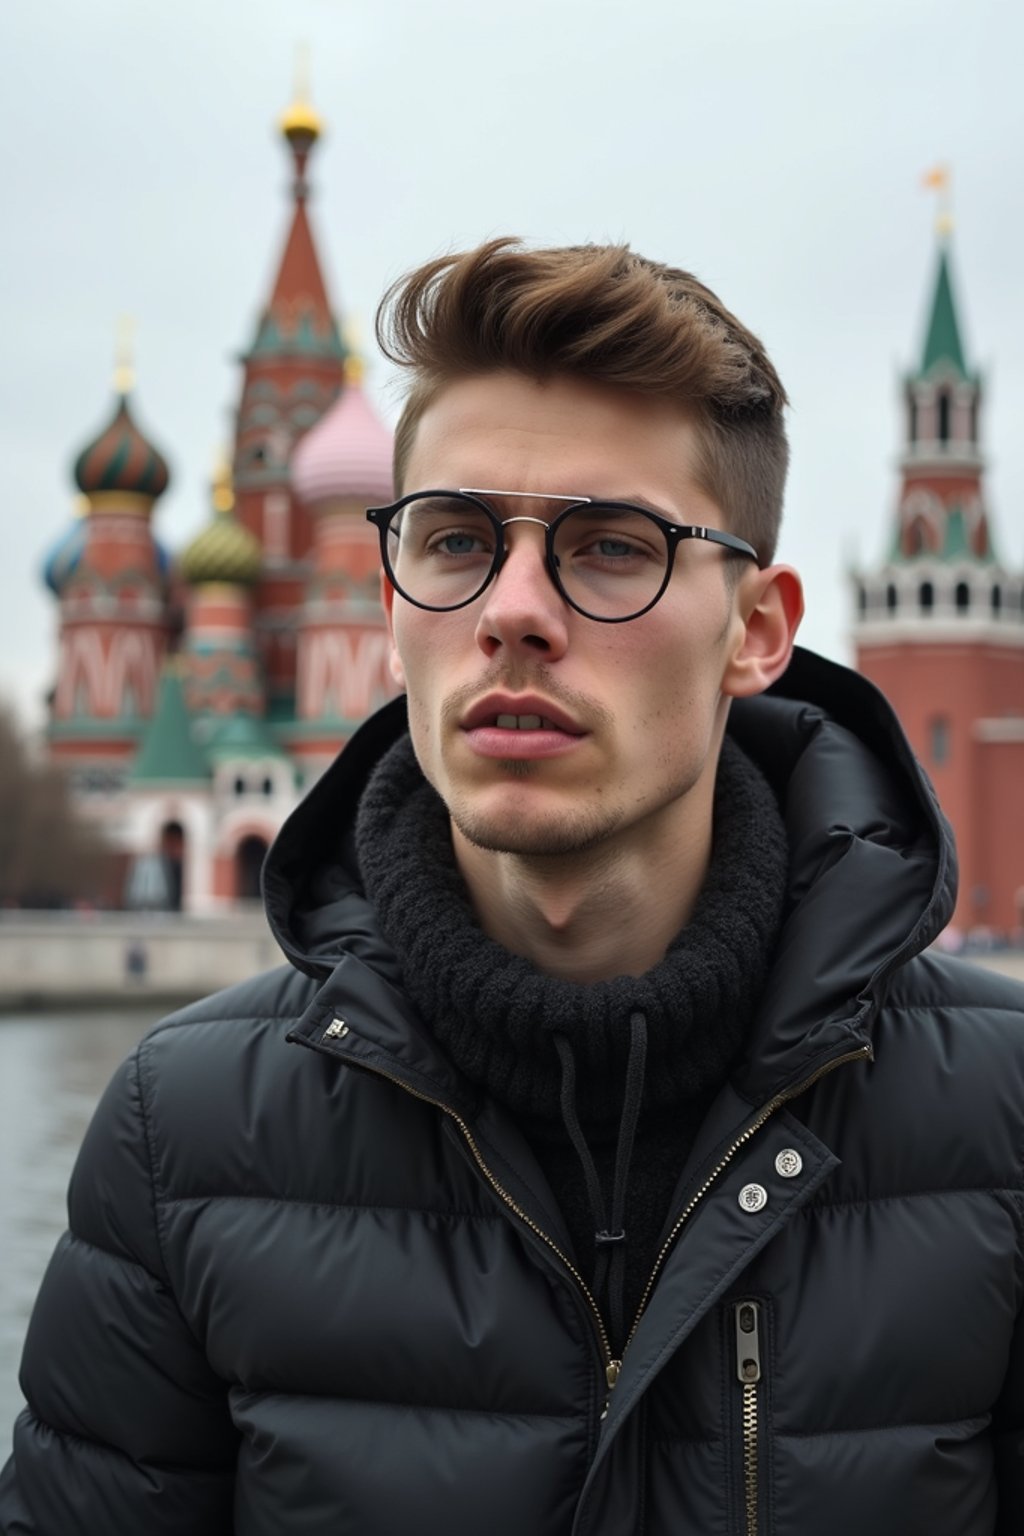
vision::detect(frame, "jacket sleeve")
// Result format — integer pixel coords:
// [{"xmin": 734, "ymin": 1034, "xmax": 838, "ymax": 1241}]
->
[
  {"xmin": 0, "ymin": 1041, "xmax": 237, "ymax": 1535},
  {"xmin": 995, "ymin": 1219, "xmax": 1024, "ymax": 1535}
]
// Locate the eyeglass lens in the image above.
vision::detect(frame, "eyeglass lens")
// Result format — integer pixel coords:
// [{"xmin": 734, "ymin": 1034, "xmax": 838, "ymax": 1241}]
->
[{"xmin": 385, "ymin": 493, "xmax": 670, "ymax": 619}]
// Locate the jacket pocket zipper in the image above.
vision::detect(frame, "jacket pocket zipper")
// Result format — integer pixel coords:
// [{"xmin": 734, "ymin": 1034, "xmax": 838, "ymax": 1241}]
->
[{"xmin": 734, "ymin": 1299, "xmax": 762, "ymax": 1536}]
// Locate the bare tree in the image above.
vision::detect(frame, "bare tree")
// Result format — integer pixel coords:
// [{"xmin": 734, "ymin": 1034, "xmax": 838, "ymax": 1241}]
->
[{"xmin": 0, "ymin": 706, "xmax": 114, "ymax": 907}]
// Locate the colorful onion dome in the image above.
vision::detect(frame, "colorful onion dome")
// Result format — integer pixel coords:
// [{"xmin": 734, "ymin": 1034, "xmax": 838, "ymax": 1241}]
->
[
  {"xmin": 153, "ymin": 533, "xmax": 173, "ymax": 580},
  {"xmin": 41, "ymin": 499, "xmax": 89, "ymax": 595},
  {"xmin": 73, "ymin": 391, "xmax": 171, "ymax": 502},
  {"xmin": 290, "ymin": 358, "xmax": 394, "ymax": 507},
  {"xmin": 180, "ymin": 460, "xmax": 262, "ymax": 586}
]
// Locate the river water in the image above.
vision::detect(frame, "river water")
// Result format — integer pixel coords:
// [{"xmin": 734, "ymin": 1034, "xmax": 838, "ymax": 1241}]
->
[{"xmin": 0, "ymin": 1008, "xmax": 159, "ymax": 1454}]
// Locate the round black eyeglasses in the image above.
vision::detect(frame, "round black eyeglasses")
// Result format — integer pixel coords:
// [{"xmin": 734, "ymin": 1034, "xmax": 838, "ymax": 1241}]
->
[{"xmin": 366, "ymin": 488, "xmax": 760, "ymax": 623}]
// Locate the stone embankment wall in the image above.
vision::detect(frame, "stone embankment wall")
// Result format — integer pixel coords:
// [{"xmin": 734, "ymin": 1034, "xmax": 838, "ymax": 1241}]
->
[
  {"xmin": 1, "ymin": 914, "xmax": 1021, "ymax": 1010},
  {"xmin": 967, "ymin": 951, "xmax": 1024, "ymax": 983},
  {"xmin": 0, "ymin": 912, "xmax": 287, "ymax": 1009}
]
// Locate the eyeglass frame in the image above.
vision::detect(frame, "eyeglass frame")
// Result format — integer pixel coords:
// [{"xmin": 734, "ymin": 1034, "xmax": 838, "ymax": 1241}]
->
[{"xmin": 365, "ymin": 487, "xmax": 762, "ymax": 624}]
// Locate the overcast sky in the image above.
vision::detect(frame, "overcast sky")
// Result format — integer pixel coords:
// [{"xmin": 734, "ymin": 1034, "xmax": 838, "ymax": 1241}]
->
[{"xmin": 3, "ymin": 0, "xmax": 1022, "ymax": 732}]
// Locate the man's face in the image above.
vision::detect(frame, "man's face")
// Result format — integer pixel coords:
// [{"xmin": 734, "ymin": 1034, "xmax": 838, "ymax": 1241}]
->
[{"xmin": 383, "ymin": 370, "xmax": 761, "ymax": 861}]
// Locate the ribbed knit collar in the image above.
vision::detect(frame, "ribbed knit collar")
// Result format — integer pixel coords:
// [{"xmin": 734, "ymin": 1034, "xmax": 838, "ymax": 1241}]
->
[{"xmin": 356, "ymin": 734, "xmax": 789, "ymax": 1132}]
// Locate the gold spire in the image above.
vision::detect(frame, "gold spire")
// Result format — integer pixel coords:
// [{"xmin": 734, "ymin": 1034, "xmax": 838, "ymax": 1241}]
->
[
  {"xmin": 113, "ymin": 315, "xmax": 136, "ymax": 395},
  {"xmin": 922, "ymin": 164, "xmax": 953, "ymax": 237},
  {"xmin": 279, "ymin": 44, "xmax": 323, "ymax": 141},
  {"xmin": 343, "ymin": 316, "xmax": 366, "ymax": 384},
  {"xmin": 211, "ymin": 449, "xmax": 235, "ymax": 515}
]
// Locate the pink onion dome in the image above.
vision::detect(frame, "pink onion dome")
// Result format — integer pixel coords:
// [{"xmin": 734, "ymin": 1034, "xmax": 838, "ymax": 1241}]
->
[{"xmin": 291, "ymin": 357, "xmax": 394, "ymax": 508}]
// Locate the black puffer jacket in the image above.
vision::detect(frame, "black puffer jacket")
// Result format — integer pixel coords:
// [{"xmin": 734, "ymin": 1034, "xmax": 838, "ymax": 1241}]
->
[{"xmin": 3, "ymin": 648, "xmax": 1024, "ymax": 1536}]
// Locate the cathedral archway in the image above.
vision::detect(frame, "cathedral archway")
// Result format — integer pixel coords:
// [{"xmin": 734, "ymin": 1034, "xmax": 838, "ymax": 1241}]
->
[
  {"xmin": 159, "ymin": 821, "xmax": 185, "ymax": 912},
  {"xmin": 235, "ymin": 835, "xmax": 269, "ymax": 901}
]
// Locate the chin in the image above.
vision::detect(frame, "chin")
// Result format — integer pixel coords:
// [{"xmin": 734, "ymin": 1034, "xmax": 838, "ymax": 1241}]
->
[{"xmin": 450, "ymin": 797, "xmax": 624, "ymax": 859}]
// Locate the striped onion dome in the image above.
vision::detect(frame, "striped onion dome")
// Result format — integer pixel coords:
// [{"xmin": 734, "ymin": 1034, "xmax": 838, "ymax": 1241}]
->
[
  {"xmin": 181, "ymin": 510, "xmax": 262, "ymax": 586},
  {"xmin": 73, "ymin": 392, "xmax": 171, "ymax": 501},
  {"xmin": 290, "ymin": 359, "xmax": 394, "ymax": 508},
  {"xmin": 181, "ymin": 466, "xmax": 262, "ymax": 586}
]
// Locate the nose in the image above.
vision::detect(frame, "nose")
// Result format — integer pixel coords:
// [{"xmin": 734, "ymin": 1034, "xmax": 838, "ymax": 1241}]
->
[{"xmin": 474, "ymin": 520, "xmax": 570, "ymax": 662}]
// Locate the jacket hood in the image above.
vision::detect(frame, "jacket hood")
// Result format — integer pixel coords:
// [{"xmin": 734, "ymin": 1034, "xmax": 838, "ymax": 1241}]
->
[
  {"xmin": 263, "ymin": 693, "xmax": 412, "ymax": 984},
  {"xmin": 728, "ymin": 647, "xmax": 956, "ymax": 1099},
  {"xmin": 264, "ymin": 646, "xmax": 956, "ymax": 1098}
]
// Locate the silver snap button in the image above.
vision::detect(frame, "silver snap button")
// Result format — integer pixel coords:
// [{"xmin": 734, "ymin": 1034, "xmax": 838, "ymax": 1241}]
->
[
  {"xmin": 738, "ymin": 1183, "xmax": 768, "ymax": 1213},
  {"xmin": 775, "ymin": 1148, "xmax": 803, "ymax": 1179}
]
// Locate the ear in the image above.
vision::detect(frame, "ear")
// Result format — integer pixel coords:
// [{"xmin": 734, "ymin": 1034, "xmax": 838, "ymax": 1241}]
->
[
  {"xmin": 721, "ymin": 564, "xmax": 804, "ymax": 699},
  {"xmin": 380, "ymin": 571, "xmax": 407, "ymax": 690}
]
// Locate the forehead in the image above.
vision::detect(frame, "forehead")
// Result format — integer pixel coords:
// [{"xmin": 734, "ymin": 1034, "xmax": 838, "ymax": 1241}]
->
[{"xmin": 403, "ymin": 370, "xmax": 717, "ymax": 517}]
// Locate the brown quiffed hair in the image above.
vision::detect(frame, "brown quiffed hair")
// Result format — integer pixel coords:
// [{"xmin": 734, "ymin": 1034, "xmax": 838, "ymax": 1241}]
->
[{"xmin": 375, "ymin": 238, "xmax": 789, "ymax": 562}]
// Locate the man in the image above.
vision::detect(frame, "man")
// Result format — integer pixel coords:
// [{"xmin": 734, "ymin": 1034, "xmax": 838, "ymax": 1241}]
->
[{"xmin": 3, "ymin": 239, "xmax": 1024, "ymax": 1535}]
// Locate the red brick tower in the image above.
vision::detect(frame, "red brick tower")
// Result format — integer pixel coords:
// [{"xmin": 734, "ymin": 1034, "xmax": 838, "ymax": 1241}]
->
[
  {"xmin": 180, "ymin": 459, "xmax": 265, "ymax": 722},
  {"xmin": 232, "ymin": 82, "xmax": 346, "ymax": 727},
  {"xmin": 47, "ymin": 358, "xmax": 172, "ymax": 781},
  {"xmin": 852, "ymin": 234, "xmax": 1024, "ymax": 937}
]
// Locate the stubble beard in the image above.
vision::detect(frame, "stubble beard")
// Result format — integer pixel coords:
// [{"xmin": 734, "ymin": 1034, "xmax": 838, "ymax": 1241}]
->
[
  {"xmin": 446, "ymin": 764, "xmax": 628, "ymax": 857},
  {"xmin": 431, "ymin": 670, "xmax": 632, "ymax": 857},
  {"xmin": 428, "ymin": 669, "xmax": 713, "ymax": 859}
]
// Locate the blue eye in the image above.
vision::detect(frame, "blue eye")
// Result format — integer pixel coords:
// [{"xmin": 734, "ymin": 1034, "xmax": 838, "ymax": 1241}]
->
[
  {"xmin": 439, "ymin": 532, "xmax": 481, "ymax": 555},
  {"xmin": 594, "ymin": 537, "xmax": 636, "ymax": 559}
]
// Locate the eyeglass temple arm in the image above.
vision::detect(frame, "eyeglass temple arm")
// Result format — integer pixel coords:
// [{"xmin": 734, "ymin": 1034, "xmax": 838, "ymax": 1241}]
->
[{"xmin": 675, "ymin": 526, "xmax": 760, "ymax": 564}]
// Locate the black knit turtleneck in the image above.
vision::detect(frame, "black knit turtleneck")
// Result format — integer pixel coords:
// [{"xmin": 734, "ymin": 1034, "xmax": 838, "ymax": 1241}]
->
[{"xmin": 356, "ymin": 734, "xmax": 788, "ymax": 1351}]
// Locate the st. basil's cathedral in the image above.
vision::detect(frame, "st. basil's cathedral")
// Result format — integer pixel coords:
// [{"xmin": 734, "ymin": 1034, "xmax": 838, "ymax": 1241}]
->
[
  {"xmin": 38, "ymin": 99, "xmax": 1024, "ymax": 937},
  {"xmin": 42, "ymin": 87, "xmax": 399, "ymax": 914}
]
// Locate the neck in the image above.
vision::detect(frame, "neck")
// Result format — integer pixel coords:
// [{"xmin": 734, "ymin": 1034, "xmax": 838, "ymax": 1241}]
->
[
  {"xmin": 355, "ymin": 728, "xmax": 790, "ymax": 1125},
  {"xmin": 451, "ymin": 803, "xmax": 714, "ymax": 984}
]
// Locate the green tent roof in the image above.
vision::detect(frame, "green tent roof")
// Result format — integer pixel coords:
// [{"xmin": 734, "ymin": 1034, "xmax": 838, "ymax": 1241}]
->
[
  {"xmin": 920, "ymin": 244, "xmax": 968, "ymax": 379},
  {"xmin": 131, "ymin": 669, "xmax": 209, "ymax": 783},
  {"xmin": 203, "ymin": 713, "xmax": 291, "ymax": 762}
]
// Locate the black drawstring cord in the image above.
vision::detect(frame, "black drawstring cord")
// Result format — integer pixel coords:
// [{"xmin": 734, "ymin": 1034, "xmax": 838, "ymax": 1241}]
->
[
  {"xmin": 553, "ymin": 1011, "xmax": 649, "ymax": 1350},
  {"xmin": 606, "ymin": 1012, "xmax": 647, "ymax": 1347},
  {"xmin": 553, "ymin": 1032, "xmax": 607, "ymax": 1239}
]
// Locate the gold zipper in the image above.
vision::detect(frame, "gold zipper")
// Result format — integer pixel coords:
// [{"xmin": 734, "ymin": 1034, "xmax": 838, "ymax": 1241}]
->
[
  {"xmin": 622, "ymin": 1043, "xmax": 871, "ymax": 1354},
  {"xmin": 325, "ymin": 1033, "xmax": 619, "ymax": 1382},
  {"xmin": 735, "ymin": 1300, "xmax": 762, "ymax": 1536},
  {"xmin": 323, "ymin": 1023, "xmax": 868, "ymax": 1414}
]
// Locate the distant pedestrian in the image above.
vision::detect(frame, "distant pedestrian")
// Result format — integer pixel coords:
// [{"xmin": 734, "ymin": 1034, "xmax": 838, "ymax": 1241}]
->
[{"xmin": 123, "ymin": 938, "xmax": 148, "ymax": 985}]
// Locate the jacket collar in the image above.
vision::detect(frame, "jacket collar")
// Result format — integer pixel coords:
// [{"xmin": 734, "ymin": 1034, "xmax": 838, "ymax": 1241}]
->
[{"xmin": 269, "ymin": 647, "xmax": 955, "ymax": 1113}]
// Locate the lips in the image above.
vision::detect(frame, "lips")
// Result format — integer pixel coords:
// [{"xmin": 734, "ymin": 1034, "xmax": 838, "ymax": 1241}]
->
[
  {"xmin": 496, "ymin": 714, "xmax": 559, "ymax": 731},
  {"xmin": 461, "ymin": 696, "xmax": 584, "ymax": 735}
]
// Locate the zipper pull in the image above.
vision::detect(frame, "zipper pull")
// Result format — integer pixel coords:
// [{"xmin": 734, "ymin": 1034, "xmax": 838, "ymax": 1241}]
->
[
  {"xmin": 734, "ymin": 1300, "xmax": 761, "ymax": 1384},
  {"xmin": 599, "ymin": 1358, "xmax": 622, "ymax": 1422},
  {"xmin": 735, "ymin": 1302, "xmax": 763, "ymax": 1535}
]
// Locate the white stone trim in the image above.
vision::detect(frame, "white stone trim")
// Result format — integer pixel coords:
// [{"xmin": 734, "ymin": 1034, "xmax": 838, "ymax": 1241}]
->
[
  {"xmin": 854, "ymin": 621, "xmax": 1024, "ymax": 648},
  {"xmin": 973, "ymin": 718, "xmax": 1024, "ymax": 742}
]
